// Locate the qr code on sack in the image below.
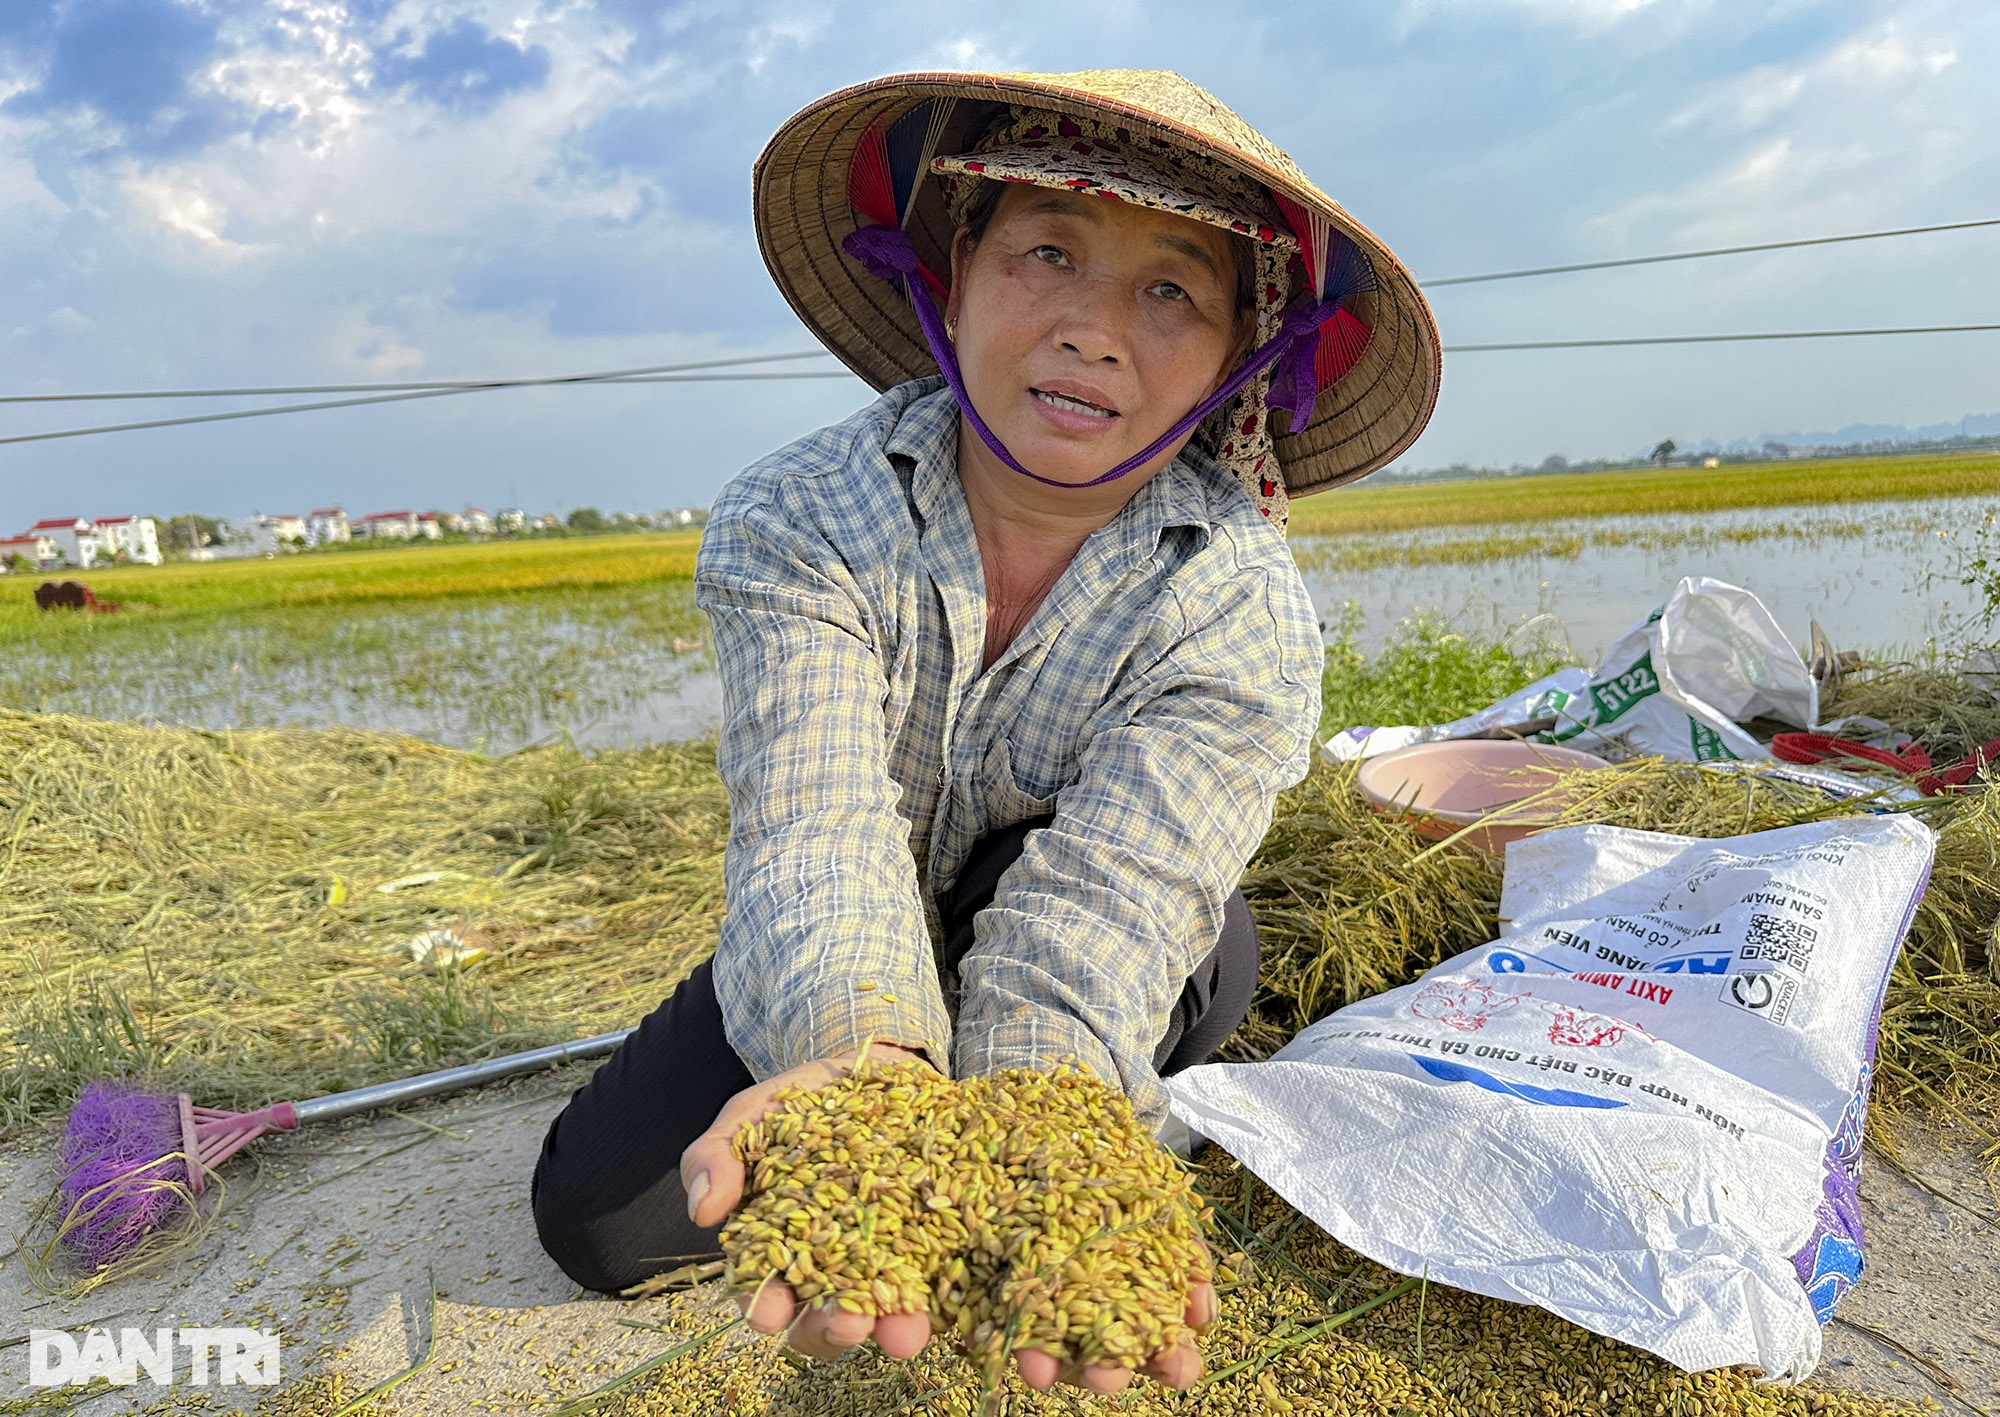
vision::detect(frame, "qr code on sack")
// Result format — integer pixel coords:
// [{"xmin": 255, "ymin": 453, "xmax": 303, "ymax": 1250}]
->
[{"xmin": 1742, "ymin": 912, "xmax": 1817, "ymax": 971}]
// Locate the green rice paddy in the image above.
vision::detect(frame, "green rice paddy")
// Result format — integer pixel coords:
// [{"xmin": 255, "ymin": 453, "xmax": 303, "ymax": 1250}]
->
[{"xmin": 1284, "ymin": 449, "xmax": 2000, "ymax": 537}]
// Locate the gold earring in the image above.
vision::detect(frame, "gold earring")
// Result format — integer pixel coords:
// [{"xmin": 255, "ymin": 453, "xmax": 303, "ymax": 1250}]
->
[{"xmin": 945, "ymin": 316, "xmax": 958, "ymax": 342}]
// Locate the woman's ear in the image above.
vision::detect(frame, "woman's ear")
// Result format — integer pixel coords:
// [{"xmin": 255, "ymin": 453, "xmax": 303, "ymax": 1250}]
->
[{"xmin": 944, "ymin": 224, "xmax": 974, "ymax": 328}]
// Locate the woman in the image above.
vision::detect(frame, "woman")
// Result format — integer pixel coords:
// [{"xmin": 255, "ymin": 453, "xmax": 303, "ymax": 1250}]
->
[{"xmin": 533, "ymin": 69, "xmax": 1440, "ymax": 1395}]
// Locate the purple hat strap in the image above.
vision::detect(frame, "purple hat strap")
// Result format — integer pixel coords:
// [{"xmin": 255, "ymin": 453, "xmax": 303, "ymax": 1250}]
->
[{"xmin": 841, "ymin": 224, "xmax": 1342, "ymax": 490}]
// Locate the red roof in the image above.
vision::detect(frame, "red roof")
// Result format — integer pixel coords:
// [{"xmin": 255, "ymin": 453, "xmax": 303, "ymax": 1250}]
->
[
  {"xmin": 363, "ymin": 510, "xmax": 413, "ymax": 520},
  {"xmin": 28, "ymin": 517, "xmax": 83, "ymax": 530},
  {"xmin": 94, "ymin": 515, "xmax": 135, "ymax": 524},
  {"xmin": 309, "ymin": 507, "xmax": 345, "ymax": 518},
  {"xmin": 0, "ymin": 535, "xmax": 43, "ymax": 546}
]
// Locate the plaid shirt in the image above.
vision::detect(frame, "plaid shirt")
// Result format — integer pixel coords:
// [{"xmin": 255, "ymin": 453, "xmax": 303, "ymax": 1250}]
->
[{"xmin": 695, "ymin": 379, "xmax": 1322, "ymax": 1125}]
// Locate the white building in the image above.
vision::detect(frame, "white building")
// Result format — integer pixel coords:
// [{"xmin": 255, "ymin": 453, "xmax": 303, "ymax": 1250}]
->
[
  {"xmin": 308, "ymin": 507, "xmax": 351, "ymax": 546},
  {"xmin": 462, "ymin": 507, "xmax": 494, "ymax": 535},
  {"xmin": 416, "ymin": 513, "xmax": 442, "ymax": 540},
  {"xmin": 92, "ymin": 515, "xmax": 162, "ymax": 565},
  {"xmin": 496, "ymin": 507, "xmax": 526, "ymax": 533},
  {"xmin": 222, "ymin": 514, "xmax": 307, "ymax": 556},
  {"xmin": 356, "ymin": 510, "xmax": 417, "ymax": 540},
  {"xmin": 0, "ymin": 534, "xmax": 57, "ymax": 568},
  {"xmin": 27, "ymin": 518, "xmax": 99, "ymax": 568}
]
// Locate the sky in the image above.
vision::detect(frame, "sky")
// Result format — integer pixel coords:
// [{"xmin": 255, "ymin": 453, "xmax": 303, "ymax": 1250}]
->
[{"xmin": 0, "ymin": 0, "xmax": 1995, "ymax": 524}]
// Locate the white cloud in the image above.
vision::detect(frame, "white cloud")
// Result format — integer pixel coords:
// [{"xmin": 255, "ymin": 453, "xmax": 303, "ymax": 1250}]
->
[
  {"xmin": 123, "ymin": 175, "xmax": 258, "ymax": 253},
  {"xmin": 1670, "ymin": 19, "xmax": 1962, "ymax": 133},
  {"xmin": 323, "ymin": 305, "xmax": 427, "ymax": 374},
  {"xmin": 746, "ymin": 8, "xmax": 833, "ymax": 75}
]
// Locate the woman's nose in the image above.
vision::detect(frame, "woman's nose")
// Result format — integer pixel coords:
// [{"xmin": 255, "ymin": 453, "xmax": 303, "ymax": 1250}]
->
[{"xmin": 1051, "ymin": 279, "xmax": 1127, "ymax": 363}]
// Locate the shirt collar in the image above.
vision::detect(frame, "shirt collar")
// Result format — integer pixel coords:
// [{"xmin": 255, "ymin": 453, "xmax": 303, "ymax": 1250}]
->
[{"xmin": 885, "ymin": 378, "xmax": 1224, "ymax": 554}]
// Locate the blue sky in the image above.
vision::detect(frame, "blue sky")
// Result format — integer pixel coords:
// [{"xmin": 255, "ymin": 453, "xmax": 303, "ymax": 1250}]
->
[{"xmin": 0, "ymin": 0, "xmax": 1994, "ymax": 523}]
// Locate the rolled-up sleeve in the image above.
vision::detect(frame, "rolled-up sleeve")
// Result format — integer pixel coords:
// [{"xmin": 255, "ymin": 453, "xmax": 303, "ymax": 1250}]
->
[
  {"xmin": 949, "ymin": 551, "xmax": 1321, "ymax": 1125},
  {"xmin": 695, "ymin": 494, "xmax": 953, "ymax": 1081}
]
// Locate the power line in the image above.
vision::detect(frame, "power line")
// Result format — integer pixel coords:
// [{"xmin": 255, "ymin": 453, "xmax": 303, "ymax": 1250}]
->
[
  {"xmin": 7, "ymin": 324, "xmax": 1998, "ymax": 447},
  {"xmin": 1423, "ymin": 217, "xmax": 2000, "ymax": 287},
  {"xmin": 1444, "ymin": 323, "xmax": 2000, "ymax": 352},
  {"xmin": 0, "ymin": 350, "xmax": 838, "ymax": 404},
  {"xmin": 0, "ymin": 370, "xmax": 857, "ymax": 449}
]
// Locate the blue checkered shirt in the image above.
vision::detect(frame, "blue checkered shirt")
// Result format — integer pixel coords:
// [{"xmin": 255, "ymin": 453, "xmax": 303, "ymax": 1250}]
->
[{"xmin": 695, "ymin": 379, "xmax": 1322, "ymax": 1125}]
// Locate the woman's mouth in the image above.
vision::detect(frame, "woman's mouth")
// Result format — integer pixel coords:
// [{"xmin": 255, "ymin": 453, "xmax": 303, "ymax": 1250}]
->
[{"xmin": 1031, "ymin": 388, "xmax": 1118, "ymax": 420}]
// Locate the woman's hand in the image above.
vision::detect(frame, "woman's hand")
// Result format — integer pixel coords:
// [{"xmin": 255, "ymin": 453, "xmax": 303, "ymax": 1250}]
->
[
  {"xmin": 681, "ymin": 1050, "xmax": 1215, "ymax": 1390},
  {"xmin": 679, "ymin": 1043, "xmax": 937, "ymax": 1361},
  {"xmin": 1012, "ymin": 1259, "xmax": 1215, "ymax": 1395}
]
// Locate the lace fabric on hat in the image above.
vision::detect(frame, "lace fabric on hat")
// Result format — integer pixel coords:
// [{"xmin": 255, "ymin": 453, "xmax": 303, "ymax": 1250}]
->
[{"xmin": 933, "ymin": 107, "xmax": 1299, "ymax": 530}]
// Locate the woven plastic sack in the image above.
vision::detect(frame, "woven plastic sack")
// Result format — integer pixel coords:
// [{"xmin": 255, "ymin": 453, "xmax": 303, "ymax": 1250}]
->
[
  {"xmin": 1167, "ymin": 814, "xmax": 1935, "ymax": 1380},
  {"xmin": 1536, "ymin": 576, "xmax": 1818, "ymax": 761}
]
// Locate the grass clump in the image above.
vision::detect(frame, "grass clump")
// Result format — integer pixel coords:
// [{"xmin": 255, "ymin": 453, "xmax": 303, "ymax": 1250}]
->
[{"xmin": 1318, "ymin": 606, "xmax": 1570, "ymax": 739}]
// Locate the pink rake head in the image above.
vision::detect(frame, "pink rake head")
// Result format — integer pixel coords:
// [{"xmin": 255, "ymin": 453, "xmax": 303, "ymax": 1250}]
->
[
  {"xmin": 57, "ymin": 1082, "xmax": 298, "ymax": 1270},
  {"xmin": 51, "ymin": 1031, "xmax": 632, "ymax": 1272}
]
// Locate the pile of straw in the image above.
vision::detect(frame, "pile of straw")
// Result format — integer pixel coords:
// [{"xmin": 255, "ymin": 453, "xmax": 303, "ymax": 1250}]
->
[{"xmin": 0, "ymin": 709, "xmax": 727, "ymax": 1135}]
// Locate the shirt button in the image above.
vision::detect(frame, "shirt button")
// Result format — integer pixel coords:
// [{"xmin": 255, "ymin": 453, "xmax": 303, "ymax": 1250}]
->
[{"xmin": 936, "ymin": 762, "xmax": 948, "ymax": 788}]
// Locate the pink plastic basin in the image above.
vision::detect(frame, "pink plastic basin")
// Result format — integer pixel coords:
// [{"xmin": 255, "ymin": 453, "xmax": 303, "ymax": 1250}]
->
[{"xmin": 1353, "ymin": 740, "xmax": 1610, "ymax": 852}]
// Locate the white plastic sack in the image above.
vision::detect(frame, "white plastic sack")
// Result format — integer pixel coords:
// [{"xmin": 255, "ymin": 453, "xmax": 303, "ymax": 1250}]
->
[
  {"xmin": 1167, "ymin": 814, "xmax": 1936, "ymax": 1380},
  {"xmin": 1539, "ymin": 577, "xmax": 1818, "ymax": 762}
]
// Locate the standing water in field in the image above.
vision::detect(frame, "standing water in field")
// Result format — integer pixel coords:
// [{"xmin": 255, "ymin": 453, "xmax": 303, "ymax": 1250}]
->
[
  {"xmin": 2, "ymin": 497, "xmax": 1986, "ymax": 748},
  {"xmin": 0, "ymin": 581, "xmax": 723, "ymax": 754},
  {"xmin": 1293, "ymin": 496, "xmax": 1988, "ymax": 659}
]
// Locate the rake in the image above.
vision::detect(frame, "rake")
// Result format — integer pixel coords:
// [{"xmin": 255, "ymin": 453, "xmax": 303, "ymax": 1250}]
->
[{"xmin": 53, "ymin": 1030, "xmax": 634, "ymax": 1272}]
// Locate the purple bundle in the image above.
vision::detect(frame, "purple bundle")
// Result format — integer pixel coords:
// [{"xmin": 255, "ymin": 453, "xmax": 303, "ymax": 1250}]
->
[{"xmin": 56, "ymin": 1082, "xmax": 196, "ymax": 1270}]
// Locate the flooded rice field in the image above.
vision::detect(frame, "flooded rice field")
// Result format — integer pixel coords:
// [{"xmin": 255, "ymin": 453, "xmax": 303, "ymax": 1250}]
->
[
  {"xmin": 1295, "ymin": 495, "xmax": 1987, "ymax": 660},
  {"xmin": 2, "ymin": 495, "xmax": 1988, "ymax": 751}
]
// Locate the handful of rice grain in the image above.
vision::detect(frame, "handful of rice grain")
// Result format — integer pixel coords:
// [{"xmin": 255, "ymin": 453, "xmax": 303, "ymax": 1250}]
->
[{"xmin": 720, "ymin": 1060, "xmax": 1209, "ymax": 1374}]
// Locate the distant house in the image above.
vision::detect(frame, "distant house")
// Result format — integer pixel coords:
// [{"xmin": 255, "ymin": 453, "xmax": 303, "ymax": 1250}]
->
[
  {"xmin": 222, "ymin": 514, "xmax": 307, "ymax": 556},
  {"xmin": 463, "ymin": 507, "xmax": 494, "ymax": 535},
  {"xmin": 92, "ymin": 515, "xmax": 163, "ymax": 565},
  {"xmin": 308, "ymin": 507, "xmax": 351, "ymax": 546},
  {"xmin": 416, "ymin": 513, "xmax": 442, "ymax": 540},
  {"xmin": 535, "ymin": 513, "xmax": 560, "ymax": 531},
  {"xmin": 0, "ymin": 534, "xmax": 57, "ymax": 568},
  {"xmin": 496, "ymin": 507, "xmax": 526, "ymax": 533},
  {"xmin": 357, "ymin": 510, "xmax": 418, "ymax": 540},
  {"xmin": 28, "ymin": 517, "xmax": 99, "ymax": 568}
]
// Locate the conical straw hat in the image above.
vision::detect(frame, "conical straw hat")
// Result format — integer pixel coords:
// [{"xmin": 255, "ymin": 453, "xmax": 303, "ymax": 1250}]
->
[{"xmin": 754, "ymin": 69, "xmax": 1441, "ymax": 497}]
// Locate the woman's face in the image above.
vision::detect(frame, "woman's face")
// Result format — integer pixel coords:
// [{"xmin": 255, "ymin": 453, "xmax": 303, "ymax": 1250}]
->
[{"xmin": 945, "ymin": 183, "xmax": 1252, "ymax": 491}]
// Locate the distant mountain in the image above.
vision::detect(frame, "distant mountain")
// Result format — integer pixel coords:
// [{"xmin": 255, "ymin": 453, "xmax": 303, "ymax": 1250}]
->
[{"xmin": 1698, "ymin": 411, "xmax": 2000, "ymax": 454}]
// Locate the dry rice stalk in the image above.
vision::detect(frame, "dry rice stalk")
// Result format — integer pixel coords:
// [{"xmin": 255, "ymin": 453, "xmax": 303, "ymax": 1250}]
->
[{"xmin": 0, "ymin": 709, "xmax": 727, "ymax": 1136}]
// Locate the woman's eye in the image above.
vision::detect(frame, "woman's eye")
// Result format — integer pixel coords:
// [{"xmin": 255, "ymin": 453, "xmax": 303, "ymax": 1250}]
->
[
  {"xmin": 1150, "ymin": 282, "xmax": 1189, "ymax": 302},
  {"xmin": 1031, "ymin": 245, "xmax": 1069, "ymax": 266}
]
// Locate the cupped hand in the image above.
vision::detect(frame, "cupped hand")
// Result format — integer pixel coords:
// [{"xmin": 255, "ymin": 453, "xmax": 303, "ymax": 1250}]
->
[
  {"xmin": 680, "ymin": 1043, "xmax": 937, "ymax": 1361},
  {"xmin": 1012, "ymin": 1267, "xmax": 1216, "ymax": 1395},
  {"xmin": 681, "ymin": 1049, "xmax": 1217, "ymax": 1388}
]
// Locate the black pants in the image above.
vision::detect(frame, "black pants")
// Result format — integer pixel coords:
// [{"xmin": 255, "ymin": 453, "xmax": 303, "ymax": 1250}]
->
[{"xmin": 531, "ymin": 817, "xmax": 1259, "ymax": 1294}]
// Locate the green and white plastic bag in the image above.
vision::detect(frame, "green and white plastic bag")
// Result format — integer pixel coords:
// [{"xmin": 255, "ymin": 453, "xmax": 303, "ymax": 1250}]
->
[{"xmin": 1536, "ymin": 576, "xmax": 1818, "ymax": 762}]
